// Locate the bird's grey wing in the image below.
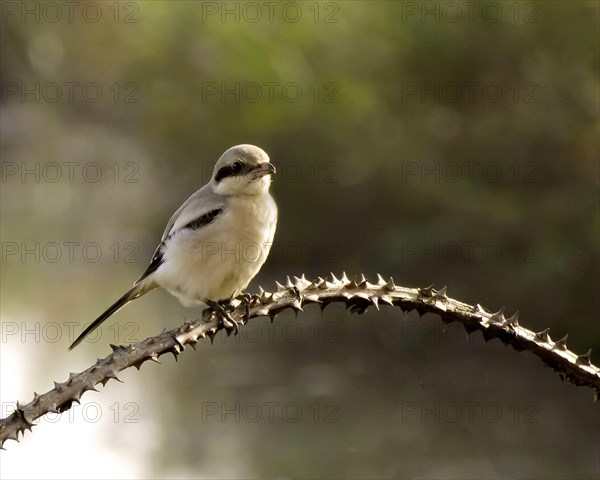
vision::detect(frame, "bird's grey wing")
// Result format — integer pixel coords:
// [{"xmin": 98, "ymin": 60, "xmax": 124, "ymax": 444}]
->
[
  {"xmin": 134, "ymin": 184, "xmax": 226, "ymax": 286},
  {"xmin": 161, "ymin": 184, "xmax": 226, "ymax": 239}
]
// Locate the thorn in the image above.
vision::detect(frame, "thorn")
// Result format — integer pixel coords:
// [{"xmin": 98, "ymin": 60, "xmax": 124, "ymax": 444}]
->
[
  {"xmin": 474, "ymin": 304, "xmax": 488, "ymax": 314},
  {"xmin": 384, "ymin": 277, "xmax": 396, "ymax": 291},
  {"xmin": 418, "ymin": 285, "xmax": 436, "ymax": 304},
  {"xmin": 133, "ymin": 359, "xmax": 146, "ymax": 370},
  {"xmin": 169, "ymin": 345, "xmax": 181, "ymax": 361},
  {"xmin": 316, "ymin": 277, "xmax": 327, "ymax": 289},
  {"xmin": 290, "ymin": 299, "xmax": 303, "ymax": 312},
  {"xmin": 380, "ymin": 295, "xmax": 394, "ymax": 306},
  {"xmin": 32, "ymin": 392, "xmax": 41, "ymax": 406},
  {"xmin": 577, "ymin": 349, "xmax": 592, "ymax": 366},
  {"xmin": 490, "ymin": 307, "xmax": 506, "ymax": 324},
  {"xmin": 357, "ymin": 274, "xmax": 367, "ymax": 288},
  {"xmin": 376, "ymin": 273, "xmax": 386, "ymax": 286},
  {"xmin": 286, "ymin": 276, "xmax": 294, "ymax": 288},
  {"xmin": 275, "ymin": 281, "xmax": 285, "ymax": 291},
  {"xmin": 258, "ymin": 286, "xmax": 265, "ymax": 297},
  {"xmin": 22, "ymin": 418, "xmax": 35, "ymax": 432},
  {"xmin": 345, "ymin": 276, "xmax": 357, "ymax": 289},
  {"xmin": 100, "ymin": 370, "xmax": 123, "ymax": 386},
  {"xmin": 534, "ymin": 328, "xmax": 551, "ymax": 343},
  {"xmin": 109, "ymin": 344, "xmax": 126, "ymax": 354},
  {"xmin": 434, "ymin": 286, "xmax": 448, "ymax": 301},
  {"xmin": 70, "ymin": 389, "xmax": 84, "ymax": 402},
  {"xmin": 370, "ymin": 296, "xmax": 380, "ymax": 310},
  {"xmin": 553, "ymin": 334, "xmax": 568, "ymax": 351},
  {"xmin": 418, "ymin": 284, "xmax": 435, "ymax": 297},
  {"xmin": 107, "ymin": 370, "xmax": 123, "ymax": 382},
  {"xmin": 53, "ymin": 381, "xmax": 66, "ymax": 392},
  {"xmin": 329, "ymin": 272, "xmax": 340, "ymax": 284},
  {"xmin": 505, "ymin": 311, "xmax": 519, "ymax": 327}
]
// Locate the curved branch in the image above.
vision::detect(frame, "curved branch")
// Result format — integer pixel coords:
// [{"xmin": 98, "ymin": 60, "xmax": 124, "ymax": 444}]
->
[{"xmin": 1, "ymin": 273, "xmax": 598, "ymax": 448}]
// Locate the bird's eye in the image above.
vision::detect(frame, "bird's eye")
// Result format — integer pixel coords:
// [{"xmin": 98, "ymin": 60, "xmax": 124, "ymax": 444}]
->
[{"xmin": 231, "ymin": 161, "xmax": 242, "ymax": 173}]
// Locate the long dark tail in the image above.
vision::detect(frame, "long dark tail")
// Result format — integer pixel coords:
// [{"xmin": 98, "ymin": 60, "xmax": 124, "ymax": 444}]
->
[{"xmin": 68, "ymin": 285, "xmax": 146, "ymax": 350}]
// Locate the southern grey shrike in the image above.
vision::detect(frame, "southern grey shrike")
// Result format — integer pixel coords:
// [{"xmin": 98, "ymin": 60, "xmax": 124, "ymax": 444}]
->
[{"xmin": 69, "ymin": 144, "xmax": 277, "ymax": 350}]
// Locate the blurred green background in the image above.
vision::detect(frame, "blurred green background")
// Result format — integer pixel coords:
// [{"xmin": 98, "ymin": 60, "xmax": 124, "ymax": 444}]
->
[{"xmin": 1, "ymin": 1, "xmax": 598, "ymax": 478}]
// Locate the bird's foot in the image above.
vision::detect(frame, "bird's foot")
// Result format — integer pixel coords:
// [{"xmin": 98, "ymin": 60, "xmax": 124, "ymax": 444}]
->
[
  {"xmin": 238, "ymin": 293, "xmax": 251, "ymax": 323},
  {"xmin": 207, "ymin": 300, "xmax": 240, "ymax": 336}
]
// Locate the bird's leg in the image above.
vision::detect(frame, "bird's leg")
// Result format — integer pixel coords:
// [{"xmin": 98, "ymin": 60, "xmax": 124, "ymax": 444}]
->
[{"xmin": 206, "ymin": 299, "xmax": 239, "ymax": 335}]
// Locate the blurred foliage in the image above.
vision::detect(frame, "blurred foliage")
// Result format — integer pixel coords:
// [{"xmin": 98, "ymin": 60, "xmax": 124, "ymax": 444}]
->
[{"xmin": 1, "ymin": 1, "xmax": 598, "ymax": 478}]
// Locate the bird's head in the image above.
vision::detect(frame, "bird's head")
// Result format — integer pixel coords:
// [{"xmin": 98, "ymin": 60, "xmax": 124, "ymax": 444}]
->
[{"xmin": 211, "ymin": 144, "xmax": 276, "ymax": 196}]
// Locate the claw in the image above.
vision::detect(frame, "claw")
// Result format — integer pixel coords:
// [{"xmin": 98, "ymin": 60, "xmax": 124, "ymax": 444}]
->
[
  {"xmin": 221, "ymin": 309, "xmax": 239, "ymax": 335},
  {"xmin": 207, "ymin": 300, "xmax": 241, "ymax": 336},
  {"xmin": 240, "ymin": 295, "xmax": 251, "ymax": 323}
]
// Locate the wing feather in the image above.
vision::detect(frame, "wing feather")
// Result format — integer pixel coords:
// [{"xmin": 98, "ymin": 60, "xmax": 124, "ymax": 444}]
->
[{"xmin": 134, "ymin": 185, "xmax": 225, "ymax": 285}]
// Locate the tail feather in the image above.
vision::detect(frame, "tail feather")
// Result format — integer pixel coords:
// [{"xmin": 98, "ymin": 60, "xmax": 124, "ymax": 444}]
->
[{"xmin": 68, "ymin": 286, "xmax": 145, "ymax": 350}]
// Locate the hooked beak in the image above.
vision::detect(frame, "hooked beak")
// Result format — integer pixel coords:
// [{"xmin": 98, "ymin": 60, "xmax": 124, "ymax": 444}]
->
[{"xmin": 251, "ymin": 162, "xmax": 276, "ymax": 179}]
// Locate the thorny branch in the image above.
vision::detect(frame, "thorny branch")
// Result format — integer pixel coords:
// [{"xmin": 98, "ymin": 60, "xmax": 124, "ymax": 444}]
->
[{"xmin": 1, "ymin": 273, "xmax": 599, "ymax": 448}]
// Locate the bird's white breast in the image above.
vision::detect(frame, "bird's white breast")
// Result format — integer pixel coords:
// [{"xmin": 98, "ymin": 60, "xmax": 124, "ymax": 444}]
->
[{"xmin": 155, "ymin": 193, "xmax": 277, "ymax": 306}]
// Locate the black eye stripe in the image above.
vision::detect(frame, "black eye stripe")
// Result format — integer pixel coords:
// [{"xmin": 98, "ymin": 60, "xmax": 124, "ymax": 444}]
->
[{"xmin": 215, "ymin": 162, "xmax": 251, "ymax": 183}]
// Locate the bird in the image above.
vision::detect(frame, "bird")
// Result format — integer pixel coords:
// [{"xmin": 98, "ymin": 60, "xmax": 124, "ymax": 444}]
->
[{"xmin": 69, "ymin": 144, "xmax": 277, "ymax": 350}]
